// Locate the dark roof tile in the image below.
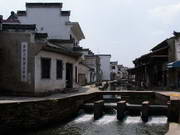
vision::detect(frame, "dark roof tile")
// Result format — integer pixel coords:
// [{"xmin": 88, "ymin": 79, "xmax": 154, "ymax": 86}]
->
[
  {"xmin": 17, "ymin": 11, "xmax": 27, "ymax": 16},
  {"xmin": 26, "ymin": 3, "xmax": 63, "ymax": 8},
  {"xmin": 35, "ymin": 33, "xmax": 48, "ymax": 39},
  {"xmin": 61, "ymin": 11, "xmax": 71, "ymax": 16},
  {"xmin": 2, "ymin": 24, "xmax": 36, "ymax": 31}
]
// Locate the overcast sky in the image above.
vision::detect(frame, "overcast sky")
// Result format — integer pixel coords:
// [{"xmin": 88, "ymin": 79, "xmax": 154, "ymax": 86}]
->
[{"xmin": 1, "ymin": 0, "xmax": 180, "ymax": 67}]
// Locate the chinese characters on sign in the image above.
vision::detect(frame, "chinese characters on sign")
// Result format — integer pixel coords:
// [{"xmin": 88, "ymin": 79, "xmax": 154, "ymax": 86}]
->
[{"xmin": 21, "ymin": 42, "xmax": 28, "ymax": 82}]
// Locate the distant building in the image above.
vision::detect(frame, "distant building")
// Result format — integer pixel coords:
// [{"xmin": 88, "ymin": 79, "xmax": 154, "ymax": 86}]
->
[
  {"xmin": 110, "ymin": 63, "xmax": 129, "ymax": 81},
  {"xmin": 118, "ymin": 65, "xmax": 128, "ymax": 80},
  {"xmin": 97, "ymin": 54, "xmax": 111, "ymax": 81},
  {"xmin": 83, "ymin": 55, "xmax": 101, "ymax": 82},
  {"xmin": 131, "ymin": 31, "xmax": 180, "ymax": 90},
  {"xmin": 74, "ymin": 47, "xmax": 101, "ymax": 83},
  {"xmin": 78, "ymin": 63, "xmax": 92, "ymax": 85},
  {"xmin": 127, "ymin": 67, "xmax": 135, "ymax": 81},
  {"xmin": 110, "ymin": 61, "xmax": 118, "ymax": 80}
]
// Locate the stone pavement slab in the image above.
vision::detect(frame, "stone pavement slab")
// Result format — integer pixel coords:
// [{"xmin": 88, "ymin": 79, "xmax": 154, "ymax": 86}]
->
[
  {"xmin": 0, "ymin": 85, "xmax": 100, "ymax": 104},
  {"xmin": 166, "ymin": 123, "xmax": 180, "ymax": 135},
  {"xmin": 158, "ymin": 92, "xmax": 180, "ymax": 100}
]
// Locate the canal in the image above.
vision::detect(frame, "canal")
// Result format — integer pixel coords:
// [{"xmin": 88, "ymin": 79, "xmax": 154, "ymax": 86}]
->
[{"xmin": 24, "ymin": 112, "xmax": 168, "ymax": 135}]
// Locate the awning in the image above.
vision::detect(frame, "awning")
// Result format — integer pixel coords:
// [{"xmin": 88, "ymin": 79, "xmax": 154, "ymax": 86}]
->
[{"xmin": 167, "ymin": 61, "xmax": 180, "ymax": 68}]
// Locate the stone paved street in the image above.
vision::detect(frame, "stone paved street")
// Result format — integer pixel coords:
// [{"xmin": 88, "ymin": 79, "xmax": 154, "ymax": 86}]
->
[{"xmin": 0, "ymin": 85, "xmax": 100, "ymax": 104}]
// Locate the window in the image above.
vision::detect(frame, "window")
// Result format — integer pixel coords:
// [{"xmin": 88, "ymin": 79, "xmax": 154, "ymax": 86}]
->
[
  {"xmin": 56, "ymin": 60, "xmax": 63, "ymax": 79},
  {"xmin": 70, "ymin": 34, "xmax": 73, "ymax": 40},
  {"xmin": 41, "ymin": 58, "xmax": 51, "ymax": 79},
  {"xmin": 112, "ymin": 66, "xmax": 115, "ymax": 69}
]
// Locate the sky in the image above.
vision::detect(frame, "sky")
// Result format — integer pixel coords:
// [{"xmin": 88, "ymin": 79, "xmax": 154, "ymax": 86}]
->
[{"xmin": 1, "ymin": 0, "xmax": 180, "ymax": 67}]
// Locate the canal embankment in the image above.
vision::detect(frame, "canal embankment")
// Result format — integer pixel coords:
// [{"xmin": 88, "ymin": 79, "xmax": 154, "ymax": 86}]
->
[
  {"xmin": 0, "ymin": 86, "xmax": 180, "ymax": 133},
  {"xmin": 0, "ymin": 86, "xmax": 100, "ymax": 133},
  {"xmin": 0, "ymin": 95, "xmax": 100, "ymax": 133}
]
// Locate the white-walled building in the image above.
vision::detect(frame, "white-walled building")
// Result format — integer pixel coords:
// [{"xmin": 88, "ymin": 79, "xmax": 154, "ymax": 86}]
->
[
  {"xmin": 110, "ymin": 61, "xmax": 118, "ymax": 80},
  {"xmin": 116, "ymin": 65, "xmax": 128, "ymax": 80},
  {"xmin": 74, "ymin": 47, "xmax": 101, "ymax": 83},
  {"xmin": 16, "ymin": 3, "xmax": 85, "ymax": 49},
  {"xmin": 34, "ymin": 48, "xmax": 81, "ymax": 93},
  {"xmin": 78, "ymin": 63, "xmax": 92, "ymax": 85},
  {"xmin": 83, "ymin": 55, "xmax": 101, "ymax": 82},
  {"xmin": 97, "ymin": 54, "xmax": 111, "ymax": 81},
  {"xmin": 0, "ymin": 25, "xmax": 82, "ymax": 95},
  {"xmin": 0, "ymin": 3, "xmax": 87, "ymax": 95}
]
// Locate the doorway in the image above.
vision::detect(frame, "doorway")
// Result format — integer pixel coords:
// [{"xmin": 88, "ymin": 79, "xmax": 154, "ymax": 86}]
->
[{"xmin": 66, "ymin": 63, "xmax": 73, "ymax": 88}]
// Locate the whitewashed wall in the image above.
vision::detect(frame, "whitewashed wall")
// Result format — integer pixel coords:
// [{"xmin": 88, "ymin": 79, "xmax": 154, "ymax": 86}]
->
[
  {"xmin": 35, "ymin": 50, "xmax": 79, "ymax": 93},
  {"xmin": 111, "ymin": 64, "xmax": 118, "ymax": 74},
  {"xmin": 99, "ymin": 55, "xmax": 111, "ymax": 80},
  {"xmin": 84, "ymin": 57, "xmax": 97, "ymax": 82},
  {"xmin": 78, "ymin": 64, "xmax": 91, "ymax": 83},
  {"xmin": 18, "ymin": 7, "xmax": 71, "ymax": 39}
]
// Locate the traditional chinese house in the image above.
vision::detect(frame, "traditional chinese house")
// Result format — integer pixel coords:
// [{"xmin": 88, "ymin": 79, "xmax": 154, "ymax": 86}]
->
[{"xmin": 0, "ymin": 24, "xmax": 82, "ymax": 95}]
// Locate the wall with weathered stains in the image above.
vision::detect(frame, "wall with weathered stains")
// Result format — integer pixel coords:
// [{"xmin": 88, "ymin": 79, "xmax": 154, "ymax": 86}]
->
[
  {"xmin": 18, "ymin": 7, "xmax": 71, "ymax": 39},
  {"xmin": 98, "ymin": 55, "xmax": 111, "ymax": 81},
  {"xmin": 35, "ymin": 50, "xmax": 80, "ymax": 92},
  {"xmin": 78, "ymin": 64, "xmax": 91, "ymax": 85},
  {"xmin": 83, "ymin": 56, "xmax": 98, "ymax": 82},
  {"xmin": 0, "ymin": 32, "xmax": 35, "ymax": 94},
  {"xmin": 0, "ymin": 92, "xmax": 100, "ymax": 134}
]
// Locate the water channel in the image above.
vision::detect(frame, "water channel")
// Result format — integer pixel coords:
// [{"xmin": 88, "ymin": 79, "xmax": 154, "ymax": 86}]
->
[
  {"xmin": 24, "ymin": 112, "xmax": 169, "ymax": 135},
  {"xmin": 22, "ymin": 83, "xmax": 171, "ymax": 135}
]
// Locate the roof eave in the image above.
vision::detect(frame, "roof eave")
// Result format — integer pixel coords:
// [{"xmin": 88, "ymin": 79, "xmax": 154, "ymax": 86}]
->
[
  {"xmin": 42, "ymin": 45, "xmax": 82, "ymax": 59},
  {"xmin": 67, "ymin": 22, "xmax": 85, "ymax": 40}
]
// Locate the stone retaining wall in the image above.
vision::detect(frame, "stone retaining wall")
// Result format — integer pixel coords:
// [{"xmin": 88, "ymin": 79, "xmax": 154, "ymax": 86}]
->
[
  {"xmin": 154, "ymin": 93, "xmax": 170, "ymax": 104},
  {"xmin": 1, "ymin": 91, "xmax": 180, "ymax": 133},
  {"xmin": 0, "ymin": 92, "xmax": 99, "ymax": 133}
]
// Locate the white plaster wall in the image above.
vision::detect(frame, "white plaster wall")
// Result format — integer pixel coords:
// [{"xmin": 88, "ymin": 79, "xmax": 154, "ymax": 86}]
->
[
  {"xmin": 78, "ymin": 64, "xmax": 90, "ymax": 83},
  {"xmin": 99, "ymin": 56, "xmax": 111, "ymax": 80},
  {"xmin": 84, "ymin": 57, "xmax": 97, "ymax": 82},
  {"xmin": 111, "ymin": 65, "xmax": 118, "ymax": 73},
  {"xmin": 175, "ymin": 37, "xmax": 180, "ymax": 60},
  {"xmin": 18, "ymin": 7, "xmax": 71, "ymax": 39},
  {"xmin": 35, "ymin": 50, "xmax": 79, "ymax": 93}
]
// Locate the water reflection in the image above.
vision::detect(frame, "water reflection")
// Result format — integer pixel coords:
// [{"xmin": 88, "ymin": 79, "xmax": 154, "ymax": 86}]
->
[{"xmin": 25, "ymin": 114, "xmax": 169, "ymax": 135}]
